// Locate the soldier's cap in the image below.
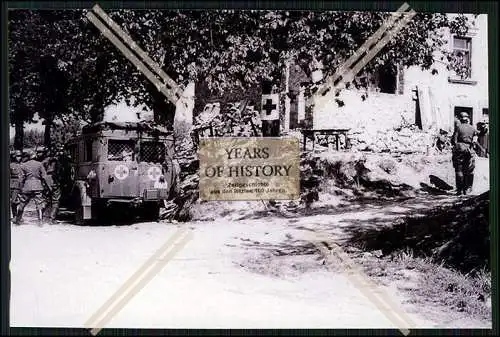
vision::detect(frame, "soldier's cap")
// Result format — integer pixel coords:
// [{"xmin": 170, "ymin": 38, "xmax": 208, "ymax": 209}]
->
[
  {"xmin": 459, "ymin": 112, "xmax": 469, "ymax": 118},
  {"xmin": 14, "ymin": 150, "xmax": 22, "ymax": 156},
  {"xmin": 26, "ymin": 149, "xmax": 36, "ymax": 159},
  {"xmin": 36, "ymin": 146, "xmax": 47, "ymax": 153}
]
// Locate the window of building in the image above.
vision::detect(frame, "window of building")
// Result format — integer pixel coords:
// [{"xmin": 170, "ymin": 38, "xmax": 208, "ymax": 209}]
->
[
  {"xmin": 454, "ymin": 106, "xmax": 473, "ymax": 124},
  {"xmin": 376, "ymin": 67, "xmax": 397, "ymax": 94},
  {"xmin": 451, "ymin": 36, "xmax": 472, "ymax": 79},
  {"xmin": 108, "ymin": 139, "xmax": 135, "ymax": 161},
  {"xmin": 482, "ymin": 108, "xmax": 489, "ymax": 116},
  {"xmin": 358, "ymin": 65, "xmax": 399, "ymax": 94}
]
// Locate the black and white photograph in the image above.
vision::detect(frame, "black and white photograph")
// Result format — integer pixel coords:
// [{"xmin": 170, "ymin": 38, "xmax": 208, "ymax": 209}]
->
[{"xmin": 7, "ymin": 4, "xmax": 492, "ymax": 330}]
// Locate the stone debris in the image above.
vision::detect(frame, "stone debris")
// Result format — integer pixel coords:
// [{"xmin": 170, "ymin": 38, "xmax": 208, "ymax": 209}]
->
[{"xmin": 347, "ymin": 125, "xmax": 443, "ymax": 155}]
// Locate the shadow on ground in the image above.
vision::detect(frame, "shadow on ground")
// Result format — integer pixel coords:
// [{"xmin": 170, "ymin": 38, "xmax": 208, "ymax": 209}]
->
[
  {"xmin": 341, "ymin": 192, "xmax": 490, "ymax": 274},
  {"xmin": 235, "ymin": 236, "xmax": 343, "ymax": 278},
  {"xmin": 21, "ymin": 208, "xmax": 153, "ymax": 227}
]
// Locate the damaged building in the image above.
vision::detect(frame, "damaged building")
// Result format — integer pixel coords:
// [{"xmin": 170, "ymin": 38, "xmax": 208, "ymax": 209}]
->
[{"xmin": 286, "ymin": 14, "xmax": 489, "ymax": 153}]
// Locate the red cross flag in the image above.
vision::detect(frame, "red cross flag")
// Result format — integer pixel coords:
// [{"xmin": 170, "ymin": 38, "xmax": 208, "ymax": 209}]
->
[{"xmin": 261, "ymin": 94, "xmax": 280, "ymax": 121}]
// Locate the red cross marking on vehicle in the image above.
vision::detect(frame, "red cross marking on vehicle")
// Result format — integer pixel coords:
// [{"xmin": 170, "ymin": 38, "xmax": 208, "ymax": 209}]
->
[
  {"xmin": 148, "ymin": 166, "xmax": 162, "ymax": 181},
  {"xmin": 117, "ymin": 167, "xmax": 127, "ymax": 178},
  {"xmin": 114, "ymin": 165, "xmax": 129, "ymax": 180}
]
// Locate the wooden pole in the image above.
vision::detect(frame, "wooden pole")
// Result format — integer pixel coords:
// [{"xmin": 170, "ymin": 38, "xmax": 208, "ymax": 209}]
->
[{"xmin": 261, "ymin": 80, "xmax": 280, "ymax": 137}]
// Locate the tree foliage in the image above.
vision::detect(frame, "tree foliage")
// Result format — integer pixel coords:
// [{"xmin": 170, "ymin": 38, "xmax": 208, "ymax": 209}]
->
[{"xmin": 8, "ymin": 9, "xmax": 474, "ymax": 147}]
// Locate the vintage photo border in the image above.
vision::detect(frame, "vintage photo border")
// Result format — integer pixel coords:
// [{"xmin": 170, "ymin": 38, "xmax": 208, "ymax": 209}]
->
[{"xmin": 1, "ymin": 0, "xmax": 498, "ymax": 335}]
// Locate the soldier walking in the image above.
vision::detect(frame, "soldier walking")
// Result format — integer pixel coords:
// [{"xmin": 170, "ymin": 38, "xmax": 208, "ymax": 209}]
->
[
  {"xmin": 14, "ymin": 149, "xmax": 52, "ymax": 226},
  {"xmin": 451, "ymin": 112, "xmax": 478, "ymax": 195},
  {"xmin": 42, "ymin": 145, "xmax": 64, "ymax": 224},
  {"xmin": 10, "ymin": 150, "xmax": 23, "ymax": 221}
]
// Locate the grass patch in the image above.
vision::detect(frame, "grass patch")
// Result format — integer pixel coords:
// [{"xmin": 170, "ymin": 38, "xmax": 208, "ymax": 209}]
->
[{"xmin": 352, "ymin": 247, "xmax": 491, "ymax": 322}]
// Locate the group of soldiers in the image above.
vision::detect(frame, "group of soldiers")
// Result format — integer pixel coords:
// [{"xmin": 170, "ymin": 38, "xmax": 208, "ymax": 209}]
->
[
  {"xmin": 10, "ymin": 145, "xmax": 65, "ymax": 226},
  {"xmin": 451, "ymin": 112, "xmax": 489, "ymax": 196}
]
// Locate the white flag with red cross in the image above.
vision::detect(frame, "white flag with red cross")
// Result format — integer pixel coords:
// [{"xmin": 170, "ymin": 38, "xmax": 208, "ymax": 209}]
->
[{"xmin": 260, "ymin": 94, "xmax": 280, "ymax": 121}]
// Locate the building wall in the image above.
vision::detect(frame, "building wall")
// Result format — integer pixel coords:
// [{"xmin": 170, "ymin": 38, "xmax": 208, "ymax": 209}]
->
[{"xmin": 312, "ymin": 14, "xmax": 489, "ymax": 134}]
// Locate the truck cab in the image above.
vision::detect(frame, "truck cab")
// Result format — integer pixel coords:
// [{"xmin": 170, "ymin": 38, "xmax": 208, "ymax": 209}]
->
[{"xmin": 62, "ymin": 121, "xmax": 177, "ymax": 224}]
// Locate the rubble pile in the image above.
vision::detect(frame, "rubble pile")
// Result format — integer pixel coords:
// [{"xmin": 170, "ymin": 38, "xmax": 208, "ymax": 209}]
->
[
  {"xmin": 348, "ymin": 125, "xmax": 437, "ymax": 154},
  {"xmin": 299, "ymin": 154, "xmax": 323, "ymax": 208},
  {"xmin": 174, "ymin": 136, "xmax": 198, "ymax": 180}
]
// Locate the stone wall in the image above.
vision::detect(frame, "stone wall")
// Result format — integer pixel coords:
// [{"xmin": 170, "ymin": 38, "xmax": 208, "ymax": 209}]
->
[{"xmin": 312, "ymin": 89, "xmax": 415, "ymax": 132}]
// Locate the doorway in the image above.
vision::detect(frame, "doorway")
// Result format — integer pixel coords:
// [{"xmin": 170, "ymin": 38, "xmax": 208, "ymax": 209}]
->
[{"xmin": 454, "ymin": 106, "xmax": 473, "ymax": 125}]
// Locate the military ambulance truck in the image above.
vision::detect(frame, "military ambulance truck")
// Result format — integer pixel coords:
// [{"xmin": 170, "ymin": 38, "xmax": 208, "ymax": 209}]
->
[{"xmin": 61, "ymin": 121, "xmax": 177, "ymax": 224}]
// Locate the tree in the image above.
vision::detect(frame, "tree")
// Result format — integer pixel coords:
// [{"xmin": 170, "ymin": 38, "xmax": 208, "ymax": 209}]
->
[
  {"xmin": 8, "ymin": 11, "xmax": 42, "ymax": 149},
  {"xmin": 37, "ymin": 55, "xmax": 70, "ymax": 146},
  {"xmin": 9, "ymin": 9, "xmax": 473, "ymax": 144},
  {"xmin": 91, "ymin": 9, "xmax": 473, "ymax": 108}
]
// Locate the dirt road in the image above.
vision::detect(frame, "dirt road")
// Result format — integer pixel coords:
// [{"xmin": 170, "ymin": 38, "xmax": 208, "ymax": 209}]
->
[{"xmin": 10, "ymin": 194, "xmax": 490, "ymax": 330}]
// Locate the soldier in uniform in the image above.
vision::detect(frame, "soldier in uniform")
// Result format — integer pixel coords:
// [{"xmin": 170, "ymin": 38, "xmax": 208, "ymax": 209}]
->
[
  {"xmin": 21, "ymin": 150, "xmax": 29, "ymax": 163},
  {"xmin": 475, "ymin": 119, "xmax": 489, "ymax": 158},
  {"xmin": 10, "ymin": 150, "xmax": 23, "ymax": 221},
  {"xmin": 14, "ymin": 149, "xmax": 51, "ymax": 226},
  {"xmin": 451, "ymin": 112, "xmax": 478, "ymax": 195},
  {"xmin": 42, "ymin": 145, "xmax": 64, "ymax": 224},
  {"xmin": 36, "ymin": 146, "xmax": 50, "ymax": 214}
]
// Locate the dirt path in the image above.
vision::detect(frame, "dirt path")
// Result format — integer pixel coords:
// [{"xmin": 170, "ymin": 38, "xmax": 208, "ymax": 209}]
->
[{"xmin": 10, "ymin": 195, "xmax": 489, "ymax": 329}]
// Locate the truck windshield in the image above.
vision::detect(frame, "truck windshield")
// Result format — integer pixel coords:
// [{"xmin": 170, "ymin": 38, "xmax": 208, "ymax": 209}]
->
[
  {"xmin": 108, "ymin": 139, "xmax": 136, "ymax": 161},
  {"xmin": 140, "ymin": 141, "xmax": 165, "ymax": 163}
]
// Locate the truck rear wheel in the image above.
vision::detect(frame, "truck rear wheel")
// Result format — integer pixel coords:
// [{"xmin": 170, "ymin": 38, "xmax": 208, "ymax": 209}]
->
[{"xmin": 142, "ymin": 203, "xmax": 160, "ymax": 222}]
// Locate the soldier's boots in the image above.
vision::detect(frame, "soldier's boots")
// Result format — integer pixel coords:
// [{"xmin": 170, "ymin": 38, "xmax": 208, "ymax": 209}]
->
[
  {"xmin": 36, "ymin": 209, "xmax": 44, "ymax": 227},
  {"xmin": 49, "ymin": 203, "xmax": 60, "ymax": 225},
  {"xmin": 455, "ymin": 174, "xmax": 465, "ymax": 196},
  {"xmin": 11, "ymin": 204, "xmax": 18, "ymax": 219},
  {"xmin": 13, "ymin": 208, "xmax": 24, "ymax": 226},
  {"xmin": 465, "ymin": 175, "xmax": 474, "ymax": 195}
]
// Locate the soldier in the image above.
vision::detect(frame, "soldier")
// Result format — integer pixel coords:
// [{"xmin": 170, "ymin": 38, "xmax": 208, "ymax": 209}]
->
[
  {"xmin": 36, "ymin": 146, "xmax": 47, "ymax": 161},
  {"xmin": 451, "ymin": 112, "xmax": 478, "ymax": 195},
  {"xmin": 42, "ymin": 145, "xmax": 64, "ymax": 224},
  {"xmin": 14, "ymin": 149, "xmax": 51, "ymax": 226},
  {"xmin": 36, "ymin": 146, "xmax": 50, "ymax": 213},
  {"xmin": 475, "ymin": 119, "xmax": 489, "ymax": 158},
  {"xmin": 21, "ymin": 150, "xmax": 29, "ymax": 163},
  {"xmin": 10, "ymin": 150, "xmax": 23, "ymax": 221}
]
